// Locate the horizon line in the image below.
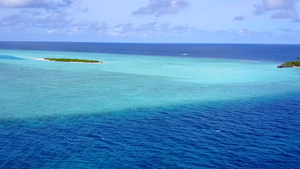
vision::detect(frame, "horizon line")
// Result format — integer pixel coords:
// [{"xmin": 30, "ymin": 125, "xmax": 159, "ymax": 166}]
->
[{"xmin": 0, "ymin": 41, "xmax": 299, "ymax": 45}]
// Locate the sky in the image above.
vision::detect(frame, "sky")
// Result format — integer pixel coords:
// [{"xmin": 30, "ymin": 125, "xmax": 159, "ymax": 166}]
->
[{"xmin": 0, "ymin": 0, "xmax": 300, "ymax": 44}]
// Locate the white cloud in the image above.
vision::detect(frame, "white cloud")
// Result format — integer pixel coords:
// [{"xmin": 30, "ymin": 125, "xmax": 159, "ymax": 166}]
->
[
  {"xmin": 109, "ymin": 22, "xmax": 195, "ymax": 38},
  {"xmin": 218, "ymin": 28, "xmax": 273, "ymax": 37},
  {"xmin": 238, "ymin": 29, "xmax": 251, "ymax": 36},
  {"xmin": 0, "ymin": 0, "xmax": 42, "ymax": 8},
  {"xmin": 263, "ymin": 0, "xmax": 295, "ymax": 10},
  {"xmin": 111, "ymin": 23, "xmax": 134, "ymax": 37},
  {"xmin": 132, "ymin": 0, "xmax": 188, "ymax": 17},
  {"xmin": 68, "ymin": 27, "xmax": 79, "ymax": 35},
  {"xmin": 71, "ymin": 20, "xmax": 108, "ymax": 35},
  {"xmin": 272, "ymin": 10, "xmax": 297, "ymax": 18},
  {"xmin": 0, "ymin": 0, "xmax": 77, "ymax": 11},
  {"xmin": 234, "ymin": 15, "xmax": 246, "ymax": 21},
  {"xmin": 255, "ymin": 0, "xmax": 298, "ymax": 13},
  {"xmin": 47, "ymin": 29, "xmax": 58, "ymax": 34},
  {"xmin": 255, "ymin": 0, "xmax": 299, "ymax": 20}
]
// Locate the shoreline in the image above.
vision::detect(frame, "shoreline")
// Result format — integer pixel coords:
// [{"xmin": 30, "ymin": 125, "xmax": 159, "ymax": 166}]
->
[{"xmin": 31, "ymin": 58, "xmax": 48, "ymax": 61}]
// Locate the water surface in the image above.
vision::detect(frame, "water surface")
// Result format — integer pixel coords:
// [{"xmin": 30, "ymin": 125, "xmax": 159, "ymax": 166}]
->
[{"xmin": 0, "ymin": 43, "xmax": 299, "ymax": 168}]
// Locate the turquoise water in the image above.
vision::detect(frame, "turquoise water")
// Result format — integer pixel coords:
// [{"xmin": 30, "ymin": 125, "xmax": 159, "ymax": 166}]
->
[
  {"xmin": 1, "ymin": 49, "xmax": 299, "ymax": 120},
  {"xmin": 0, "ymin": 45, "xmax": 300, "ymax": 168}
]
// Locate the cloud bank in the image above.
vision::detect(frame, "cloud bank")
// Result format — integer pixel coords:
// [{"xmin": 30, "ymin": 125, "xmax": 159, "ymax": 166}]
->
[
  {"xmin": 0, "ymin": 0, "xmax": 80, "ymax": 34},
  {"xmin": 263, "ymin": 0, "xmax": 295, "ymax": 10},
  {"xmin": 255, "ymin": 0, "xmax": 299, "ymax": 20},
  {"xmin": 132, "ymin": 0, "xmax": 188, "ymax": 17}
]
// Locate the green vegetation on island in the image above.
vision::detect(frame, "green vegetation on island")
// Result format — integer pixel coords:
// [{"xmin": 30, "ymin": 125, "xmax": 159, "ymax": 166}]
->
[
  {"xmin": 44, "ymin": 58, "xmax": 103, "ymax": 63},
  {"xmin": 277, "ymin": 57, "xmax": 300, "ymax": 68},
  {"xmin": 282, "ymin": 61, "xmax": 300, "ymax": 67}
]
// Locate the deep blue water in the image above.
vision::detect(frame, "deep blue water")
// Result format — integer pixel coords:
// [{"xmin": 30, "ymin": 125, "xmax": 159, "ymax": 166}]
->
[
  {"xmin": 1, "ymin": 42, "xmax": 300, "ymax": 62},
  {"xmin": 0, "ymin": 42, "xmax": 300, "ymax": 168},
  {"xmin": 1, "ymin": 96, "xmax": 300, "ymax": 168}
]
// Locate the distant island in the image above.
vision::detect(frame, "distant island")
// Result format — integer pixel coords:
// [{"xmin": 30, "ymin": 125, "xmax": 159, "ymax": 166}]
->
[
  {"xmin": 44, "ymin": 58, "xmax": 103, "ymax": 63},
  {"xmin": 277, "ymin": 57, "xmax": 300, "ymax": 68},
  {"xmin": 277, "ymin": 61, "xmax": 300, "ymax": 68}
]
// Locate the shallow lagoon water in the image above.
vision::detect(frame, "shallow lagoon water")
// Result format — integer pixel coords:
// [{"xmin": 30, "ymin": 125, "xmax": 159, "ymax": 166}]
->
[
  {"xmin": 1, "ymin": 49, "xmax": 299, "ymax": 119},
  {"xmin": 0, "ymin": 45, "xmax": 299, "ymax": 168}
]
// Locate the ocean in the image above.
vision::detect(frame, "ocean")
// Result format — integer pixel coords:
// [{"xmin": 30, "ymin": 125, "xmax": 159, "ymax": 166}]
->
[{"xmin": 0, "ymin": 42, "xmax": 299, "ymax": 168}]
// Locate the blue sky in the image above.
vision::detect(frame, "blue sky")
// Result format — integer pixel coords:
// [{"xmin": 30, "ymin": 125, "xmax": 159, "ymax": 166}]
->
[{"xmin": 0, "ymin": 0, "xmax": 300, "ymax": 44}]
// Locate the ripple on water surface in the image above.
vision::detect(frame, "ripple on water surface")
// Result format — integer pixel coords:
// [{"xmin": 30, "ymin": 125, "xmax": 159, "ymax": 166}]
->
[{"xmin": 0, "ymin": 95, "xmax": 299, "ymax": 168}]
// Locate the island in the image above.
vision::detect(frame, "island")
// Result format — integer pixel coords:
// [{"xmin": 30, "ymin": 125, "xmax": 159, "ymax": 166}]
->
[
  {"xmin": 278, "ymin": 57, "xmax": 300, "ymax": 68},
  {"xmin": 44, "ymin": 58, "xmax": 103, "ymax": 63},
  {"xmin": 277, "ymin": 61, "xmax": 300, "ymax": 68}
]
